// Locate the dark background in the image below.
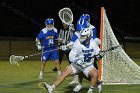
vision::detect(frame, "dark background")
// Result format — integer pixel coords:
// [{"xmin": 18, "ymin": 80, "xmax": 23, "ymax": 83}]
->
[{"xmin": 0, "ymin": 0, "xmax": 140, "ymax": 38}]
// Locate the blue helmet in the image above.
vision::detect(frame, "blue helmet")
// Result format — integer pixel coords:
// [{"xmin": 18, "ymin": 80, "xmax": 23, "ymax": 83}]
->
[
  {"xmin": 80, "ymin": 14, "xmax": 90, "ymax": 22},
  {"xmin": 76, "ymin": 19, "xmax": 87, "ymax": 31},
  {"xmin": 45, "ymin": 18, "xmax": 54, "ymax": 25}
]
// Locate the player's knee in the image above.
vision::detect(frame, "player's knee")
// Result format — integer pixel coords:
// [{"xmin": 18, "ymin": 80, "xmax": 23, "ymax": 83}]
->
[
  {"xmin": 93, "ymin": 72, "xmax": 98, "ymax": 79},
  {"xmin": 59, "ymin": 72, "xmax": 68, "ymax": 81}
]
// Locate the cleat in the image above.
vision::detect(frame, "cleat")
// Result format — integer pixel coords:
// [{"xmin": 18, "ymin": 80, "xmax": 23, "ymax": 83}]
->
[
  {"xmin": 73, "ymin": 84, "xmax": 82, "ymax": 92},
  {"xmin": 87, "ymin": 89, "xmax": 93, "ymax": 93},
  {"xmin": 44, "ymin": 82, "xmax": 53, "ymax": 93},
  {"xmin": 69, "ymin": 75, "xmax": 79, "ymax": 84},
  {"xmin": 52, "ymin": 67, "xmax": 58, "ymax": 71},
  {"xmin": 69, "ymin": 80, "xmax": 78, "ymax": 84}
]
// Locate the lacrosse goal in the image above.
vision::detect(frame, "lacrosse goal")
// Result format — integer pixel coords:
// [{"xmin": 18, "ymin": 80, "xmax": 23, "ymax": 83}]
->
[{"xmin": 99, "ymin": 7, "xmax": 140, "ymax": 84}]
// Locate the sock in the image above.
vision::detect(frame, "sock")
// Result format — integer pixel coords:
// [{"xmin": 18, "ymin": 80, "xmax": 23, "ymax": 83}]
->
[
  {"xmin": 40, "ymin": 71, "xmax": 43, "ymax": 75},
  {"xmin": 89, "ymin": 86, "xmax": 94, "ymax": 91},
  {"xmin": 58, "ymin": 71, "xmax": 61, "ymax": 76}
]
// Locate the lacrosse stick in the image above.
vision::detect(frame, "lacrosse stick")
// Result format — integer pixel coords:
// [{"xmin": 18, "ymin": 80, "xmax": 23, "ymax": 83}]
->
[
  {"xmin": 58, "ymin": 7, "xmax": 73, "ymax": 25},
  {"xmin": 78, "ymin": 45, "xmax": 121, "ymax": 67},
  {"xmin": 97, "ymin": 45, "xmax": 121, "ymax": 59},
  {"xmin": 9, "ymin": 48, "xmax": 58, "ymax": 66},
  {"xmin": 87, "ymin": 45, "xmax": 121, "ymax": 61}
]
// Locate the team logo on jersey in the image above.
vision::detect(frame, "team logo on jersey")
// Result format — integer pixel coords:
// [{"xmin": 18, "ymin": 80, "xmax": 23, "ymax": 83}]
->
[
  {"xmin": 82, "ymin": 49, "xmax": 94, "ymax": 53},
  {"xmin": 46, "ymin": 36, "xmax": 54, "ymax": 39}
]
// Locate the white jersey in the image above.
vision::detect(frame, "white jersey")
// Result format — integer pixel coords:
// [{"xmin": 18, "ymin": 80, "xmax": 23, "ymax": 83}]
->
[{"xmin": 69, "ymin": 38, "xmax": 100, "ymax": 64}]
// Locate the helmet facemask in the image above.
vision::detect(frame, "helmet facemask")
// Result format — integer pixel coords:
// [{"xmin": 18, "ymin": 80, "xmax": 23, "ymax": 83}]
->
[
  {"xmin": 79, "ymin": 28, "xmax": 91, "ymax": 45},
  {"xmin": 45, "ymin": 18, "xmax": 54, "ymax": 30},
  {"xmin": 46, "ymin": 24, "xmax": 54, "ymax": 30}
]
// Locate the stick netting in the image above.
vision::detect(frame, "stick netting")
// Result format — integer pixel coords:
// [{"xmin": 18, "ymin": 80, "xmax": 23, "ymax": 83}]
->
[
  {"xmin": 9, "ymin": 55, "xmax": 24, "ymax": 65},
  {"xmin": 59, "ymin": 7, "xmax": 73, "ymax": 25}
]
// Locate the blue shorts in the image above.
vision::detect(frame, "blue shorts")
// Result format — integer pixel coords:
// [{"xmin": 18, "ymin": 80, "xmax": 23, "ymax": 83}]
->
[{"xmin": 41, "ymin": 48, "xmax": 59, "ymax": 62}]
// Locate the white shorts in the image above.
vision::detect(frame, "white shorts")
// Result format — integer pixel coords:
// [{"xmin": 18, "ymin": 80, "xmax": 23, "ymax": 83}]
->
[{"xmin": 70, "ymin": 63, "xmax": 95, "ymax": 77}]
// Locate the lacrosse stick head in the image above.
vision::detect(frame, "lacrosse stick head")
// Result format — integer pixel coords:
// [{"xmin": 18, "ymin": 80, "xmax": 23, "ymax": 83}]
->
[
  {"xmin": 59, "ymin": 7, "xmax": 73, "ymax": 25},
  {"xmin": 9, "ymin": 55, "xmax": 24, "ymax": 66}
]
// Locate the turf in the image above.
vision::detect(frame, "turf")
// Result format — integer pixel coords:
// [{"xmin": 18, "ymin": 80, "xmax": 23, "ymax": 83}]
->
[{"xmin": 0, "ymin": 60, "xmax": 140, "ymax": 93}]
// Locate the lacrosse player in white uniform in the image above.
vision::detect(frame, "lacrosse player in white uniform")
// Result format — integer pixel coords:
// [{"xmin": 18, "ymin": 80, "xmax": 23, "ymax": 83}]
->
[
  {"xmin": 63, "ymin": 14, "xmax": 101, "ymax": 85},
  {"xmin": 72, "ymin": 14, "xmax": 102, "ymax": 93},
  {"xmin": 44, "ymin": 28, "xmax": 100, "ymax": 93}
]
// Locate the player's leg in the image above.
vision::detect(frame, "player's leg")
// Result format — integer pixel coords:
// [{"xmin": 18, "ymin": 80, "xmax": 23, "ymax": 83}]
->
[
  {"xmin": 51, "ymin": 50, "xmax": 61, "ymax": 76},
  {"xmin": 94, "ymin": 58, "xmax": 102, "ymax": 93},
  {"xmin": 82, "ymin": 65, "xmax": 98, "ymax": 93},
  {"xmin": 39, "ymin": 61, "xmax": 46, "ymax": 80},
  {"xmin": 87, "ymin": 67, "xmax": 98, "ymax": 93},
  {"xmin": 94, "ymin": 58, "xmax": 98, "ymax": 70},
  {"xmin": 39, "ymin": 52, "xmax": 50, "ymax": 80},
  {"xmin": 76, "ymin": 68, "xmax": 102, "ymax": 93},
  {"xmin": 44, "ymin": 65, "xmax": 74, "ymax": 93},
  {"xmin": 69, "ymin": 75, "xmax": 79, "ymax": 84},
  {"xmin": 73, "ymin": 72, "xmax": 84, "ymax": 92},
  {"xmin": 54, "ymin": 59, "xmax": 61, "ymax": 77},
  {"xmin": 65, "ymin": 50, "xmax": 79, "ymax": 84},
  {"xmin": 52, "ymin": 50, "xmax": 64, "ymax": 71}
]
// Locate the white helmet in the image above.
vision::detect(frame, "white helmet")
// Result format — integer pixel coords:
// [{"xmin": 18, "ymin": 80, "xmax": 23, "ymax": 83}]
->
[{"xmin": 79, "ymin": 28, "xmax": 91, "ymax": 44}]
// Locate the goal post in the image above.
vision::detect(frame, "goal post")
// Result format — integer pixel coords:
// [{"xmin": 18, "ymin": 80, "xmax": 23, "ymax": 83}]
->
[{"xmin": 99, "ymin": 7, "xmax": 140, "ymax": 84}]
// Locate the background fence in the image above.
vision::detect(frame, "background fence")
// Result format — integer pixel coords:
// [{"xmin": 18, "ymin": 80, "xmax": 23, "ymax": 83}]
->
[{"xmin": 0, "ymin": 37, "xmax": 140, "ymax": 60}]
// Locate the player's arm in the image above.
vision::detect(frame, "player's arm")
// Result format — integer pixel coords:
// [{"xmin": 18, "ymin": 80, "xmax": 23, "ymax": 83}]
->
[
  {"xmin": 93, "ymin": 42, "xmax": 103, "ymax": 59},
  {"xmin": 35, "ymin": 31, "xmax": 43, "ymax": 50},
  {"xmin": 54, "ymin": 28, "xmax": 64, "ymax": 42},
  {"xmin": 92, "ymin": 27, "xmax": 97, "ymax": 39},
  {"xmin": 59, "ymin": 32, "xmax": 78, "ymax": 50},
  {"xmin": 69, "ymin": 44, "xmax": 84, "ymax": 65}
]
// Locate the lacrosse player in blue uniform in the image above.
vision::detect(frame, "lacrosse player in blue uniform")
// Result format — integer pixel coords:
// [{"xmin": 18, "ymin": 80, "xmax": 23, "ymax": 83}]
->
[
  {"xmin": 36, "ymin": 18, "xmax": 61, "ymax": 80},
  {"xmin": 71, "ymin": 14, "xmax": 100, "ymax": 44},
  {"xmin": 66, "ymin": 14, "xmax": 100, "ymax": 50}
]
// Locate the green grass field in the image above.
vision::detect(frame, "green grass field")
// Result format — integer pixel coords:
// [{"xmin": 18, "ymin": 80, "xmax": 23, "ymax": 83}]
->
[{"xmin": 0, "ymin": 59, "xmax": 140, "ymax": 93}]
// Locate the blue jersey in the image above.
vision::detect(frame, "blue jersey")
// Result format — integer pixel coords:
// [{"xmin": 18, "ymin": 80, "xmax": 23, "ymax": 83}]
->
[{"xmin": 36, "ymin": 27, "xmax": 58, "ymax": 49}]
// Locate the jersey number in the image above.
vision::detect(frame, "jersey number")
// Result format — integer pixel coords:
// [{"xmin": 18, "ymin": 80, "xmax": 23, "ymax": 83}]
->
[
  {"xmin": 48, "ymin": 39, "xmax": 54, "ymax": 45},
  {"xmin": 84, "ymin": 53, "xmax": 92, "ymax": 62}
]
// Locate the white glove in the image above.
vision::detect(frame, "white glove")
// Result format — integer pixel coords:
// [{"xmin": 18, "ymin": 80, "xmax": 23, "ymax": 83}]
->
[
  {"xmin": 36, "ymin": 44, "xmax": 42, "ymax": 50},
  {"xmin": 59, "ymin": 45, "xmax": 68, "ymax": 51},
  {"xmin": 69, "ymin": 24, "xmax": 74, "ymax": 31},
  {"xmin": 76, "ymin": 59, "xmax": 84, "ymax": 66}
]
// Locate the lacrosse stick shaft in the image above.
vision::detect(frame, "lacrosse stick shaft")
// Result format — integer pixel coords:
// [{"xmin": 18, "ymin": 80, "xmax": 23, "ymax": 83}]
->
[
  {"xmin": 89, "ymin": 45, "xmax": 120, "ymax": 60},
  {"xmin": 24, "ymin": 48, "xmax": 59, "ymax": 59},
  {"xmin": 102, "ymin": 45, "xmax": 120, "ymax": 53}
]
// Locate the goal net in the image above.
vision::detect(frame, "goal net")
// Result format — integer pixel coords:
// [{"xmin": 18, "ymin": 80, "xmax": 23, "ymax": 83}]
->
[{"xmin": 99, "ymin": 7, "xmax": 140, "ymax": 84}]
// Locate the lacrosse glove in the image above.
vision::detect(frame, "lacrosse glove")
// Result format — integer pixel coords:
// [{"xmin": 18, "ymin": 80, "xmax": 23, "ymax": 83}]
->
[
  {"xmin": 69, "ymin": 24, "xmax": 75, "ymax": 31},
  {"xmin": 96, "ymin": 51, "xmax": 105, "ymax": 59},
  {"xmin": 59, "ymin": 45, "xmax": 68, "ymax": 51},
  {"xmin": 36, "ymin": 44, "xmax": 42, "ymax": 50},
  {"xmin": 75, "ymin": 59, "xmax": 84, "ymax": 66}
]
